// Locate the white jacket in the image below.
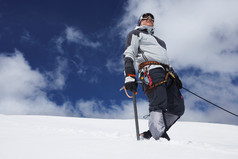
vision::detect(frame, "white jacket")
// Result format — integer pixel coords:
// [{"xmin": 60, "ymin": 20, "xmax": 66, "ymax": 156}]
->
[{"xmin": 123, "ymin": 25, "xmax": 170, "ymax": 71}]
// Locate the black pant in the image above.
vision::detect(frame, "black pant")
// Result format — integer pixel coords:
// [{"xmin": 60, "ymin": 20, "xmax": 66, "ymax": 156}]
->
[{"xmin": 143, "ymin": 68, "xmax": 185, "ymax": 116}]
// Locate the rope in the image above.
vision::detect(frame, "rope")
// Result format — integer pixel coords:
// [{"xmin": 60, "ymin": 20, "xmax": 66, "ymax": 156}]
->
[
  {"xmin": 182, "ymin": 87, "xmax": 238, "ymax": 118},
  {"xmin": 121, "ymin": 86, "xmax": 137, "ymax": 98}
]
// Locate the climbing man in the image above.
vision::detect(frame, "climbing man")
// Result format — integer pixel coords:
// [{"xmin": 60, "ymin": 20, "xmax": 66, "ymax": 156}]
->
[{"xmin": 123, "ymin": 13, "xmax": 185, "ymax": 140}]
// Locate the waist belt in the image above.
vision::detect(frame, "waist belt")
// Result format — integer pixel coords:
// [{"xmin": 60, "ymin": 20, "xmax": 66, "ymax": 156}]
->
[{"xmin": 138, "ymin": 61, "xmax": 169, "ymax": 71}]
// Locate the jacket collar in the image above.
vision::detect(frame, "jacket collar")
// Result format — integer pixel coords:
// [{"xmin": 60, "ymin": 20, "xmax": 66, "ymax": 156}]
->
[{"xmin": 135, "ymin": 25, "xmax": 154, "ymax": 35}]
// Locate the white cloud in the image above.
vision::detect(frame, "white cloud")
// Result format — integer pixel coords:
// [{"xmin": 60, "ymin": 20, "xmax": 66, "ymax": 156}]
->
[
  {"xmin": 53, "ymin": 26, "xmax": 102, "ymax": 83},
  {"xmin": 21, "ymin": 30, "xmax": 31, "ymax": 42},
  {"xmin": 55, "ymin": 36, "xmax": 65, "ymax": 54},
  {"xmin": 105, "ymin": 58, "xmax": 124, "ymax": 74},
  {"xmin": 117, "ymin": 0, "xmax": 238, "ymax": 125},
  {"xmin": 65, "ymin": 26, "xmax": 101, "ymax": 48},
  {"xmin": 180, "ymin": 71, "xmax": 238, "ymax": 125},
  {"xmin": 45, "ymin": 56, "xmax": 68, "ymax": 90},
  {"xmin": 55, "ymin": 26, "xmax": 101, "ymax": 54},
  {"xmin": 157, "ymin": 0, "xmax": 238, "ymax": 74},
  {"xmin": 0, "ymin": 50, "xmax": 71, "ymax": 116}
]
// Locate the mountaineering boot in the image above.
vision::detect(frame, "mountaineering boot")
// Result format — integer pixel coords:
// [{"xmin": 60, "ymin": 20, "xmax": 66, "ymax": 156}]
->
[
  {"xmin": 140, "ymin": 130, "xmax": 170, "ymax": 141},
  {"xmin": 140, "ymin": 130, "xmax": 152, "ymax": 140}
]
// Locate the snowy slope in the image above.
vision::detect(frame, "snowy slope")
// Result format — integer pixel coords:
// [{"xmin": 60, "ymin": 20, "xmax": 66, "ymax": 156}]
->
[{"xmin": 0, "ymin": 115, "xmax": 238, "ymax": 159}]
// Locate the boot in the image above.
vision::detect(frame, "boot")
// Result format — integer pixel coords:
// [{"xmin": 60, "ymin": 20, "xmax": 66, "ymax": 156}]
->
[{"xmin": 139, "ymin": 130, "xmax": 152, "ymax": 140}]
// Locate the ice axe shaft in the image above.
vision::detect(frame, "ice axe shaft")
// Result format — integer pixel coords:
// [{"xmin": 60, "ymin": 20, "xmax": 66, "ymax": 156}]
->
[
  {"xmin": 132, "ymin": 92, "xmax": 140, "ymax": 140},
  {"xmin": 119, "ymin": 86, "xmax": 140, "ymax": 140}
]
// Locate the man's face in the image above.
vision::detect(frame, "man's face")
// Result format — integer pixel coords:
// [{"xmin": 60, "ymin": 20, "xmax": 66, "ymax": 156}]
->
[{"xmin": 140, "ymin": 16, "xmax": 154, "ymax": 27}]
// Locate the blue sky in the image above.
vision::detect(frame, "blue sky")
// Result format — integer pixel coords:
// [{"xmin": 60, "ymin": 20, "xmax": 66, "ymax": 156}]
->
[
  {"xmin": 0, "ymin": 0, "xmax": 238, "ymax": 125},
  {"xmin": 0, "ymin": 0, "xmax": 127, "ymax": 103}
]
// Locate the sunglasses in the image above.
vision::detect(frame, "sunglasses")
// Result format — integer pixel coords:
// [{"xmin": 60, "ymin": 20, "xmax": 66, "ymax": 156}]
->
[{"xmin": 141, "ymin": 13, "xmax": 154, "ymax": 22}]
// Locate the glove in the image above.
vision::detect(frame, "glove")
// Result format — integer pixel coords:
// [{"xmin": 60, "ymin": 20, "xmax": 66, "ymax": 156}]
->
[{"xmin": 125, "ymin": 75, "xmax": 138, "ymax": 93}]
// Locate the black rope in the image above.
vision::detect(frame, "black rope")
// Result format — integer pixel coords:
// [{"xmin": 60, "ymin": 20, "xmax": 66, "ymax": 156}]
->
[{"xmin": 182, "ymin": 87, "xmax": 238, "ymax": 118}]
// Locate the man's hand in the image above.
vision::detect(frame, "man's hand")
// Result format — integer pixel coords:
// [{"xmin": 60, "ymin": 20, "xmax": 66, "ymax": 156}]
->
[{"xmin": 125, "ymin": 75, "xmax": 138, "ymax": 92}]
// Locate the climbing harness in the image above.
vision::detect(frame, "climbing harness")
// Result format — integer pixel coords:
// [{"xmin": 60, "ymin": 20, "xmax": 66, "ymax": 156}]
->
[
  {"xmin": 142, "ymin": 71, "xmax": 169, "ymax": 94},
  {"xmin": 138, "ymin": 61, "xmax": 175, "ymax": 94}
]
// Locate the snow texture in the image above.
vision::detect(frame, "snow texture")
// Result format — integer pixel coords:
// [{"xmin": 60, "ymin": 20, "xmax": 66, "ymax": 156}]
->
[{"xmin": 0, "ymin": 114, "xmax": 238, "ymax": 159}]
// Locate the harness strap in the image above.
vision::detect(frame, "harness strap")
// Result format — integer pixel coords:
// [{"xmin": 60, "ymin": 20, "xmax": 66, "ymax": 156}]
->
[
  {"xmin": 143, "ymin": 67, "xmax": 153, "ymax": 87},
  {"xmin": 138, "ymin": 61, "xmax": 169, "ymax": 71},
  {"xmin": 144, "ymin": 72, "xmax": 170, "ymax": 94}
]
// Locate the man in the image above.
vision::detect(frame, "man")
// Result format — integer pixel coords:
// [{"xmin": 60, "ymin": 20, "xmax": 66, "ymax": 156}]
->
[{"xmin": 123, "ymin": 13, "xmax": 185, "ymax": 140}]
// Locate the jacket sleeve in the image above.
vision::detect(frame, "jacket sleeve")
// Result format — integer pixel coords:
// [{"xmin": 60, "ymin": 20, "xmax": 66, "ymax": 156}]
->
[{"xmin": 123, "ymin": 30, "xmax": 140, "ymax": 76}]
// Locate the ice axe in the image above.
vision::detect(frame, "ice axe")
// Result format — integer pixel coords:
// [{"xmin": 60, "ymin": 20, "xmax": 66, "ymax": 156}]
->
[{"xmin": 120, "ymin": 86, "xmax": 140, "ymax": 140}]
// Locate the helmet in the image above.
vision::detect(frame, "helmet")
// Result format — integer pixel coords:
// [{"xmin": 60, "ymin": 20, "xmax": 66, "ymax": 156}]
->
[{"xmin": 137, "ymin": 13, "xmax": 154, "ymax": 26}]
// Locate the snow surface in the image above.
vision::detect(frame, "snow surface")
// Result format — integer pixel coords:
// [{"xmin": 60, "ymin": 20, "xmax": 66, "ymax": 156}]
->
[{"xmin": 0, "ymin": 114, "xmax": 238, "ymax": 159}]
